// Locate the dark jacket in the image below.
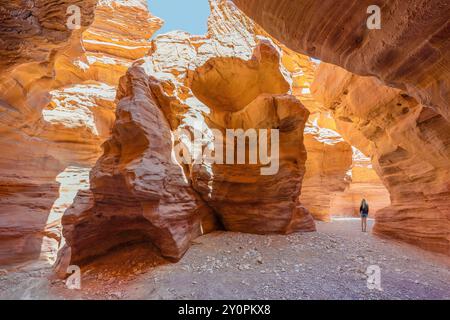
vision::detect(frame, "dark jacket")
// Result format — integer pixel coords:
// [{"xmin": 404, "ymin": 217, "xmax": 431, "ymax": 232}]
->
[{"xmin": 360, "ymin": 202, "xmax": 369, "ymax": 215}]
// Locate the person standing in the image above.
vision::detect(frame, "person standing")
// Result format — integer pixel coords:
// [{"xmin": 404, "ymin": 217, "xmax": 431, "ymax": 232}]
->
[{"xmin": 360, "ymin": 199, "xmax": 369, "ymax": 232}]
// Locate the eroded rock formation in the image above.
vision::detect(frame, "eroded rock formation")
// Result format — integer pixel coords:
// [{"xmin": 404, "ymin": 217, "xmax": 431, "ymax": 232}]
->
[
  {"xmin": 4, "ymin": 0, "xmax": 446, "ymax": 271},
  {"xmin": 233, "ymin": 0, "xmax": 449, "ymax": 255},
  {"xmin": 189, "ymin": 42, "xmax": 315, "ymax": 233},
  {"xmin": 329, "ymin": 148, "xmax": 390, "ymax": 219},
  {"xmin": 312, "ymin": 63, "xmax": 450, "ymax": 254},
  {"xmin": 232, "ymin": 0, "xmax": 450, "ymax": 121},
  {"xmin": 142, "ymin": 0, "xmax": 358, "ymax": 226},
  {"xmin": 0, "ymin": 0, "xmax": 97, "ymax": 71},
  {"xmin": 57, "ymin": 67, "xmax": 217, "ymax": 270},
  {"xmin": 0, "ymin": 0, "xmax": 162, "ymax": 266},
  {"xmin": 301, "ymin": 116, "xmax": 353, "ymax": 221},
  {"xmin": 58, "ymin": 1, "xmax": 316, "ymax": 268}
]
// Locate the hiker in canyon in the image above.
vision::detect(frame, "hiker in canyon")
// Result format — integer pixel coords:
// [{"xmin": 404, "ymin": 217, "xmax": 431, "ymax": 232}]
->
[{"xmin": 360, "ymin": 199, "xmax": 369, "ymax": 232}]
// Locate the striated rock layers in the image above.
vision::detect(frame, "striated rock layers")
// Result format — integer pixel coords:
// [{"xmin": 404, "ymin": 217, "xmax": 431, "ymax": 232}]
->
[
  {"xmin": 0, "ymin": 0, "xmax": 97, "ymax": 71},
  {"xmin": 312, "ymin": 63, "xmax": 450, "ymax": 255},
  {"xmin": 232, "ymin": 0, "xmax": 450, "ymax": 122},
  {"xmin": 0, "ymin": 0, "xmax": 162, "ymax": 266},
  {"xmin": 329, "ymin": 148, "xmax": 391, "ymax": 219},
  {"xmin": 301, "ymin": 118, "xmax": 353, "ymax": 222},
  {"xmin": 57, "ymin": 67, "xmax": 217, "ymax": 270},
  {"xmin": 58, "ymin": 0, "xmax": 316, "ymax": 268},
  {"xmin": 189, "ymin": 42, "xmax": 315, "ymax": 233},
  {"xmin": 234, "ymin": 0, "xmax": 449, "ymax": 254}
]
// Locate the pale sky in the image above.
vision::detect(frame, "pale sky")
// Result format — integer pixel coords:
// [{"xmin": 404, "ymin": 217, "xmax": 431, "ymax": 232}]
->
[{"xmin": 147, "ymin": 0, "xmax": 211, "ymax": 37}]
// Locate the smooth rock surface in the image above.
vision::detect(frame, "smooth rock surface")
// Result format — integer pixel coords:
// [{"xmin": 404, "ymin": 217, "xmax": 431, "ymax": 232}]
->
[
  {"xmin": 58, "ymin": 67, "xmax": 217, "ymax": 270},
  {"xmin": 232, "ymin": 0, "xmax": 450, "ymax": 121},
  {"xmin": 0, "ymin": 0, "xmax": 162, "ymax": 266},
  {"xmin": 312, "ymin": 63, "xmax": 450, "ymax": 255}
]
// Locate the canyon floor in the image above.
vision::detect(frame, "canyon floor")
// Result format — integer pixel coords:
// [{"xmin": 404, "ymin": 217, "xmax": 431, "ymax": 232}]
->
[{"xmin": 1, "ymin": 219, "xmax": 449, "ymax": 300}]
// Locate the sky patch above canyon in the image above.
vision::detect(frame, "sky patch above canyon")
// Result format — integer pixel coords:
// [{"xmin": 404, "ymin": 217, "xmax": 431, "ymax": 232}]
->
[{"xmin": 148, "ymin": 0, "xmax": 210, "ymax": 37}]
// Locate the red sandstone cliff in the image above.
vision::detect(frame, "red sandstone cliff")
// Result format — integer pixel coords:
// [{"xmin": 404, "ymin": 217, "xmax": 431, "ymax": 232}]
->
[
  {"xmin": 233, "ymin": 0, "xmax": 450, "ymax": 255},
  {"xmin": 0, "ymin": 0, "xmax": 163, "ymax": 266},
  {"xmin": 312, "ymin": 63, "xmax": 450, "ymax": 254}
]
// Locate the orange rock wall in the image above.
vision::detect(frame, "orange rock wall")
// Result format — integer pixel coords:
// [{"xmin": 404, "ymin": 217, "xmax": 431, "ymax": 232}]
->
[
  {"xmin": 58, "ymin": 1, "xmax": 317, "ymax": 267},
  {"xmin": 232, "ymin": 0, "xmax": 450, "ymax": 121},
  {"xmin": 0, "ymin": 0, "xmax": 162, "ymax": 266},
  {"xmin": 57, "ymin": 67, "xmax": 217, "ymax": 272},
  {"xmin": 190, "ymin": 42, "xmax": 315, "ymax": 233},
  {"xmin": 312, "ymin": 63, "xmax": 450, "ymax": 254},
  {"xmin": 233, "ymin": 0, "xmax": 449, "ymax": 255}
]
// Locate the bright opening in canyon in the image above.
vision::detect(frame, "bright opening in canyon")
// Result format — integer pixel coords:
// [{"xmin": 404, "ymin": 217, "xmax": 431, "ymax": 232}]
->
[
  {"xmin": 0, "ymin": 0, "xmax": 449, "ymax": 303},
  {"xmin": 148, "ymin": 0, "xmax": 210, "ymax": 36}
]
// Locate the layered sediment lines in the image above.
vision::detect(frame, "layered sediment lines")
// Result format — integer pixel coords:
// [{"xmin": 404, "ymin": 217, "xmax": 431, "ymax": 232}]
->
[
  {"xmin": 234, "ymin": 0, "xmax": 449, "ymax": 255},
  {"xmin": 312, "ymin": 63, "xmax": 450, "ymax": 255},
  {"xmin": 232, "ymin": 0, "xmax": 450, "ymax": 121},
  {"xmin": 0, "ymin": 0, "xmax": 97, "ymax": 71},
  {"xmin": 189, "ymin": 42, "xmax": 315, "ymax": 233},
  {"xmin": 59, "ymin": 0, "xmax": 317, "ymax": 268},
  {"xmin": 57, "ymin": 67, "xmax": 217, "ymax": 271},
  {"xmin": 0, "ymin": 0, "xmax": 162, "ymax": 266}
]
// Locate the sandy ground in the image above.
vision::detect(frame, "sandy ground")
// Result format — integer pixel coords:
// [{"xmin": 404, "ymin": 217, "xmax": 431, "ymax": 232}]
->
[{"xmin": 1, "ymin": 219, "xmax": 449, "ymax": 300}]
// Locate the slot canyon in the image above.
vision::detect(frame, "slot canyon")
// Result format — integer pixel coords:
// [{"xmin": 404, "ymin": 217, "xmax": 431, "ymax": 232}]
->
[{"xmin": 0, "ymin": 0, "xmax": 448, "ymax": 300}]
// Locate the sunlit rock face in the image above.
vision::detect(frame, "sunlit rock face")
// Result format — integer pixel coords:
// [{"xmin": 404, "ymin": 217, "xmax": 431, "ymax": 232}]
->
[
  {"xmin": 288, "ymin": 57, "xmax": 383, "ymax": 223},
  {"xmin": 139, "ymin": 0, "xmax": 319, "ymax": 236},
  {"xmin": 144, "ymin": 0, "xmax": 355, "ymax": 226},
  {"xmin": 0, "ymin": 0, "xmax": 97, "ymax": 71},
  {"xmin": 280, "ymin": 45, "xmax": 386, "ymax": 223},
  {"xmin": 301, "ymin": 113, "xmax": 390, "ymax": 222},
  {"xmin": 57, "ymin": 67, "xmax": 217, "ymax": 271},
  {"xmin": 232, "ymin": 0, "xmax": 450, "ymax": 122},
  {"xmin": 59, "ymin": 1, "xmax": 316, "ymax": 268},
  {"xmin": 301, "ymin": 115, "xmax": 353, "ymax": 222},
  {"xmin": 0, "ymin": 0, "xmax": 162, "ymax": 266},
  {"xmin": 148, "ymin": 1, "xmax": 315, "ymax": 234},
  {"xmin": 312, "ymin": 63, "xmax": 450, "ymax": 255},
  {"xmin": 189, "ymin": 42, "xmax": 315, "ymax": 234},
  {"xmin": 329, "ymin": 148, "xmax": 391, "ymax": 219},
  {"xmin": 234, "ymin": 0, "xmax": 449, "ymax": 254}
]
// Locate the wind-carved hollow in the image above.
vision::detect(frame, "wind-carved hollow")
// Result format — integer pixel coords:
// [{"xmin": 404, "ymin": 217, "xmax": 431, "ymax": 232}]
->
[
  {"xmin": 311, "ymin": 63, "xmax": 450, "ymax": 255},
  {"xmin": 190, "ymin": 41, "xmax": 290, "ymax": 112},
  {"xmin": 232, "ymin": 0, "xmax": 450, "ymax": 255},
  {"xmin": 55, "ymin": 67, "xmax": 219, "ymax": 276},
  {"xmin": 0, "ymin": 0, "xmax": 165, "ymax": 267},
  {"xmin": 188, "ymin": 41, "xmax": 316, "ymax": 234}
]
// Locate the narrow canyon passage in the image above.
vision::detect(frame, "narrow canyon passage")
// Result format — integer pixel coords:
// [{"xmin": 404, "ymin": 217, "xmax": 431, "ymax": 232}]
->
[
  {"xmin": 1, "ymin": 0, "xmax": 449, "ymax": 301},
  {"xmin": 1, "ymin": 220, "xmax": 449, "ymax": 300}
]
